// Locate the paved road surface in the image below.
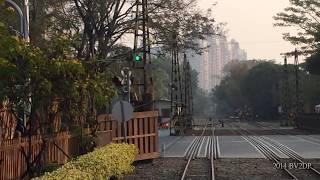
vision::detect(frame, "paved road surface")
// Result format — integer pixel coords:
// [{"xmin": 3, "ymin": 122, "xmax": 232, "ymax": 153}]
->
[{"xmin": 158, "ymin": 121, "xmax": 320, "ymax": 159}]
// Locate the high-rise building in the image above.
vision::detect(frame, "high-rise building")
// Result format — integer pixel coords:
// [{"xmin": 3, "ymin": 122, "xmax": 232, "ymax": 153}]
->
[
  {"xmin": 188, "ymin": 36, "xmax": 247, "ymax": 91},
  {"xmin": 230, "ymin": 39, "xmax": 247, "ymax": 61}
]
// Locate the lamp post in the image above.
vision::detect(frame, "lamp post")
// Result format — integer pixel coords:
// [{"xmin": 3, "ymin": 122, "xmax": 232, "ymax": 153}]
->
[
  {"xmin": 5, "ymin": 0, "xmax": 23, "ymax": 35},
  {"xmin": 5, "ymin": 0, "xmax": 30, "ymax": 127},
  {"xmin": 5, "ymin": 0, "xmax": 29, "ymax": 42},
  {"xmin": 23, "ymin": 0, "xmax": 29, "ymax": 42}
]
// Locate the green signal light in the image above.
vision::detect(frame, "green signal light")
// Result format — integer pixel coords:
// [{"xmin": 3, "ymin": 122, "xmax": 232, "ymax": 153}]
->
[{"xmin": 134, "ymin": 55, "xmax": 142, "ymax": 62}]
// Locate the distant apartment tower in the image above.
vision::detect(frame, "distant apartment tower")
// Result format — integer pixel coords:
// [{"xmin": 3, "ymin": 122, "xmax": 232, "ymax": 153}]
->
[
  {"xmin": 188, "ymin": 36, "xmax": 247, "ymax": 92},
  {"xmin": 230, "ymin": 39, "xmax": 247, "ymax": 61}
]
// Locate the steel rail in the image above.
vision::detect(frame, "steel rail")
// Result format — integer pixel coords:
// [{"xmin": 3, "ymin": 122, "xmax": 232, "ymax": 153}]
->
[
  {"xmin": 181, "ymin": 121, "xmax": 208, "ymax": 180},
  {"xmin": 232, "ymin": 124, "xmax": 299, "ymax": 180},
  {"xmin": 211, "ymin": 124, "xmax": 216, "ymax": 180},
  {"xmin": 241, "ymin": 134, "xmax": 298, "ymax": 179},
  {"xmin": 241, "ymin": 127, "xmax": 320, "ymax": 179}
]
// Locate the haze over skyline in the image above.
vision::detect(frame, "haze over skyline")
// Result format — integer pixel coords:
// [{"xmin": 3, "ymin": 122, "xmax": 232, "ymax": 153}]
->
[{"xmin": 199, "ymin": 0, "xmax": 298, "ymax": 63}]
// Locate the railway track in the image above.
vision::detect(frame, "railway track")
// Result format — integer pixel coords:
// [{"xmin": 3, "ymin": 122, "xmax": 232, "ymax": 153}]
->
[
  {"xmin": 234, "ymin": 123, "xmax": 320, "ymax": 180},
  {"xmin": 254, "ymin": 121, "xmax": 320, "ymax": 144},
  {"xmin": 181, "ymin": 120, "xmax": 216, "ymax": 180}
]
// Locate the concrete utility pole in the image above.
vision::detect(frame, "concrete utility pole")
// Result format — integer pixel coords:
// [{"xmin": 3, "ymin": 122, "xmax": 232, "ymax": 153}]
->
[
  {"xmin": 294, "ymin": 49, "xmax": 300, "ymax": 113},
  {"xmin": 23, "ymin": 0, "xmax": 30, "ymax": 42},
  {"xmin": 283, "ymin": 56, "xmax": 290, "ymax": 120}
]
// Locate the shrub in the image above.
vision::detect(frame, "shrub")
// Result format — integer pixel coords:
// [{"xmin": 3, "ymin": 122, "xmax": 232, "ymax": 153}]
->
[{"xmin": 33, "ymin": 143, "xmax": 137, "ymax": 180}]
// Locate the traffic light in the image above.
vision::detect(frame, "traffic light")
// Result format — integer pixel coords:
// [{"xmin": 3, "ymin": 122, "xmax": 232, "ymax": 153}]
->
[{"xmin": 134, "ymin": 53, "xmax": 143, "ymax": 62}]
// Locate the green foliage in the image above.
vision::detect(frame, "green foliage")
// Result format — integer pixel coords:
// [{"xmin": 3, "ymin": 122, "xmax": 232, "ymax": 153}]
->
[
  {"xmin": 42, "ymin": 163, "xmax": 61, "ymax": 174},
  {"xmin": 14, "ymin": 0, "xmax": 222, "ymax": 58},
  {"xmin": 306, "ymin": 52, "xmax": 320, "ymax": 75},
  {"xmin": 193, "ymin": 89, "xmax": 211, "ymax": 116},
  {"xmin": 274, "ymin": 0, "xmax": 320, "ymax": 54},
  {"xmin": 152, "ymin": 68, "xmax": 170, "ymax": 100},
  {"xmin": 151, "ymin": 56, "xmax": 200, "ymax": 102},
  {"xmin": 213, "ymin": 60, "xmax": 262, "ymax": 115},
  {"xmin": 150, "ymin": 0, "xmax": 222, "ymax": 54},
  {"xmin": 0, "ymin": 26, "xmax": 46, "ymax": 109},
  {"xmin": 151, "ymin": 57, "xmax": 171, "ymax": 100},
  {"xmin": 0, "ymin": 18, "xmax": 115, "ymax": 132},
  {"xmin": 241, "ymin": 62, "xmax": 282, "ymax": 119},
  {"xmin": 33, "ymin": 143, "xmax": 137, "ymax": 180},
  {"xmin": 213, "ymin": 60, "xmax": 320, "ymax": 119},
  {"xmin": 300, "ymin": 72, "xmax": 320, "ymax": 112},
  {"xmin": 0, "ymin": 3, "xmax": 20, "ymax": 34}
]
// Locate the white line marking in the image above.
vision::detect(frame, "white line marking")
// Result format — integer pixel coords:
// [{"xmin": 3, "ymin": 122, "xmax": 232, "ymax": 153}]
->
[
  {"xmin": 241, "ymin": 136, "xmax": 266, "ymax": 158},
  {"xmin": 308, "ymin": 135, "xmax": 320, "ymax": 142},
  {"xmin": 183, "ymin": 137, "xmax": 197, "ymax": 157},
  {"xmin": 264, "ymin": 136, "xmax": 304, "ymax": 158},
  {"xmin": 197, "ymin": 136, "xmax": 206, "ymax": 157},
  {"xmin": 293, "ymin": 136, "xmax": 320, "ymax": 146},
  {"xmin": 208, "ymin": 136, "xmax": 212, "ymax": 158},
  {"xmin": 204, "ymin": 136, "xmax": 209, "ymax": 158},
  {"xmin": 255, "ymin": 136, "xmax": 288, "ymax": 158},
  {"xmin": 217, "ymin": 136, "xmax": 221, "ymax": 158},
  {"xmin": 161, "ymin": 136, "xmax": 184, "ymax": 152}
]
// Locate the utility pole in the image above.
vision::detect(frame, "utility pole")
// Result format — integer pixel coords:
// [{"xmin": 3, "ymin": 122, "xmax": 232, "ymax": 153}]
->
[
  {"xmin": 170, "ymin": 32, "xmax": 184, "ymax": 135},
  {"xmin": 23, "ymin": 0, "xmax": 30, "ymax": 42},
  {"xmin": 132, "ymin": 0, "xmax": 153, "ymax": 111},
  {"xmin": 283, "ymin": 56, "xmax": 290, "ymax": 120},
  {"xmin": 294, "ymin": 49, "xmax": 300, "ymax": 113},
  {"xmin": 183, "ymin": 54, "xmax": 193, "ymax": 128}
]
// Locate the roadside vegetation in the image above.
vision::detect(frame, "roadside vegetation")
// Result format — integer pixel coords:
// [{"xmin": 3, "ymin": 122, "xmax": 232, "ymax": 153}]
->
[
  {"xmin": 212, "ymin": 60, "xmax": 320, "ymax": 120},
  {"xmin": 33, "ymin": 144, "xmax": 137, "ymax": 180}
]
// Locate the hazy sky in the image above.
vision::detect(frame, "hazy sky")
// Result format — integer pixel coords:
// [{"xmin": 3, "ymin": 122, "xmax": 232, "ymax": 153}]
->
[{"xmin": 199, "ymin": 0, "xmax": 296, "ymax": 63}]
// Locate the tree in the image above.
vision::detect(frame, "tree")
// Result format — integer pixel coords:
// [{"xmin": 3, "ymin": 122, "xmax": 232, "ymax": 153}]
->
[
  {"xmin": 213, "ymin": 59, "xmax": 320, "ymax": 119},
  {"xmin": 305, "ymin": 52, "xmax": 320, "ymax": 75},
  {"xmin": 150, "ymin": 0, "xmax": 222, "ymax": 54},
  {"xmin": 0, "ymin": 10, "xmax": 117, "ymax": 175},
  {"xmin": 241, "ymin": 62, "xmax": 282, "ymax": 119},
  {"xmin": 212, "ymin": 60, "xmax": 261, "ymax": 115},
  {"xmin": 7, "ymin": 0, "xmax": 221, "ymax": 59},
  {"xmin": 274, "ymin": 0, "xmax": 320, "ymax": 55}
]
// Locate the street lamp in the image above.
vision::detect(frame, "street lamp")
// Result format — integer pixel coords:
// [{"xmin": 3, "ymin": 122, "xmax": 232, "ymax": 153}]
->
[
  {"xmin": 4, "ymin": 0, "xmax": 30, "ymax": 127},
  {"xmin": 5, "ymin": 0, "xmax": 29, "ymax": 41}
]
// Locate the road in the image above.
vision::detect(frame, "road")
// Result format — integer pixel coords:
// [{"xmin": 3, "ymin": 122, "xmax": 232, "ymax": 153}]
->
[{"xmin": 158, "ymin": 120, "xmax": 320, "ymax": 159}]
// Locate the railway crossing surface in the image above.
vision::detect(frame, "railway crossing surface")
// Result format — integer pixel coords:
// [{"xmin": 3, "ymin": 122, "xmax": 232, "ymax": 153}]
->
[{"xmin": 159, "ymin": 121, "xmax": 320, "ymax": 159}]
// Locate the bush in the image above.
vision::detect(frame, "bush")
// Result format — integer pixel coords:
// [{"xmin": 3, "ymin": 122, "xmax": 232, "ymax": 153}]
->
[
  {"xmin": 33, "ymin": 143, "xmax": 137, "ymax": 180},
  {"xmin": 42, "ymin": 162, "xmax": 61, "ymax": 173}
]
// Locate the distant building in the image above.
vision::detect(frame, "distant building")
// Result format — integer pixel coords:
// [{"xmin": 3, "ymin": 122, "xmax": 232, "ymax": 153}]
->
[
  {"xmin": 188, "ymin": 36, "xmax": 247, "ymax": 92},
  {"xmin": 230, "ymin": 39, "xmax": 247, "ymax": 61}
]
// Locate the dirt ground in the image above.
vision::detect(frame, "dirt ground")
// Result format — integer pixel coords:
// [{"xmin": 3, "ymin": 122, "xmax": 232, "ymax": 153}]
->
[
  {"xmin": 124, "ymin": 158, "xmax": 186, "ymax": 180},
  {"xmin": 123, "ymin": 158, "xmax": 320, "ymax": 180}
]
